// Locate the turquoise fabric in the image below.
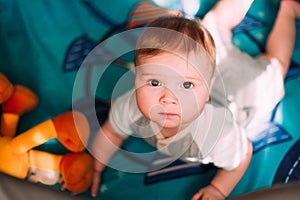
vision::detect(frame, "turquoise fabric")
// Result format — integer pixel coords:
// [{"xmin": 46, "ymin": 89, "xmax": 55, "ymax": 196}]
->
[
  {"xmin": 0, "ymin": 0, "xmax": 139, "ymax": 132},
  {"xmin": 0, "ymin": 0, "xmax": 300, "ymax": 199}
]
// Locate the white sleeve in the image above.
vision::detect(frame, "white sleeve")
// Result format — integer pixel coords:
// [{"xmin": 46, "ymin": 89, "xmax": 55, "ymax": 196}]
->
[
  {"xmin": 109, "ymin": 89, "xmax": 137, "ymax": 136},
  {"xmin": 200, "ymin": 107, "xmax": 249, "ymax": 171}
]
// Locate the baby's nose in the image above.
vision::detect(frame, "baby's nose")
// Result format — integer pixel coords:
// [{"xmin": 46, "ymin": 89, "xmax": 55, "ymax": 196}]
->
[{"xmin": 159, "ymin": 88, "xmax": 178, "ymax": 105}]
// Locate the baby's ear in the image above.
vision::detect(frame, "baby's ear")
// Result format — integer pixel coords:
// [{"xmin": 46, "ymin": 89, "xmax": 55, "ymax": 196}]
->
[
  {"xmin": 209, "ymin": 76, "xmax": 216, "ymax": 91},
  {"xmin": 206, "ymin": 76, "xmax": 216, "ymax": 102},
  {"xmin": 131, "ymin": 64, "xmax": 137, "ymax": 74}
]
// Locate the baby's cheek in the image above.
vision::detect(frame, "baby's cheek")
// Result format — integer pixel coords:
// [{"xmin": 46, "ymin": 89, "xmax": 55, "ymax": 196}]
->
[
  {"xmin": 181, "ymin": 102, "xmax": 195, "ymax": 112},
  {"xmin": 178, "ymin": 96, "xmax": 201, "ymax": 117},
  {"xmin": 137, "ymin": 95, "xmax": 158, "ymax": 118}
]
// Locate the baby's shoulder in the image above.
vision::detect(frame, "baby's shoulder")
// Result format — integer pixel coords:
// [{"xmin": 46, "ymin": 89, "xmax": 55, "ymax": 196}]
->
[
  {"xmin": 200, "ymin": 104, "xmax": 241, "ymax": 135},
  {"xmin": 111, "ymin": 89, "xmax": 142, "ymax": 120}
]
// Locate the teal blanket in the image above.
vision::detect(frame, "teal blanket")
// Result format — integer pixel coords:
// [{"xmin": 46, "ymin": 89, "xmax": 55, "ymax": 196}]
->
[{"xmin": 0, "ymin": 0, "xmax": 299, "ymax": 199}]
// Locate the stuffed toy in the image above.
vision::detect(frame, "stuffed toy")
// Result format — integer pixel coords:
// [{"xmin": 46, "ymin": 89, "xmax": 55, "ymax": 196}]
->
[{"xmin": 0, "ymin": 73, "xmax": 93, "ymax": 194}]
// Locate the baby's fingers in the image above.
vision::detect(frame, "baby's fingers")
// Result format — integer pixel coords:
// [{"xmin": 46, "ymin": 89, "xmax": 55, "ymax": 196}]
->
[
  {"xmin": 191, "ymin": 189, "xmax": 204, "ymax": 200},
  {"xmin": 91, "ymin": 171, "xmax": 101, "ymax": 198}
]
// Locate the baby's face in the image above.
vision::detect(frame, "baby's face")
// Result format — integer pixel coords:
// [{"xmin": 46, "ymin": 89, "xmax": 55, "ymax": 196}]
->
[{"xmin": 135, "ymin": 52, "xmax": 212, "ymax": 133}]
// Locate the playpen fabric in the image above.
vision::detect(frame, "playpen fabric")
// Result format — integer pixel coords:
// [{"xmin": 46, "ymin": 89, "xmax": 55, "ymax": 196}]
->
[{"xmin": 0, "ymin": 0, "xmax": 300, "ymax": 199}]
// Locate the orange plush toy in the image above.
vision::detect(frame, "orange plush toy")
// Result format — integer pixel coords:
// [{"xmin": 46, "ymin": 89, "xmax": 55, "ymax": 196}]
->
[{"xmin": 0, "ymin": 73, "xmax": 93, "ymax": 194}]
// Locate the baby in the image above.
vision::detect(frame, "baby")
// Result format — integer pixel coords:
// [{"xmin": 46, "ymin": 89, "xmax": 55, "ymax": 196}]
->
[{"xmin": 91, "ymin": 16, "xmax": 252, "ymax": 200}]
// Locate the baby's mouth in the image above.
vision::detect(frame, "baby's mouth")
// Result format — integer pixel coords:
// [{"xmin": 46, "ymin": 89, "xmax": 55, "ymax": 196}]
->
[{"xmin": 159, "ymin": 112, "xmax": 179, "ymax": 118}]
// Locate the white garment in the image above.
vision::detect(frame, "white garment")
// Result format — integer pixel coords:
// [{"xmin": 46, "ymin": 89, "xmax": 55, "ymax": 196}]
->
[
  {"xmin": 205, "ymin": 18, "xmax": 285, "ymax": 127},
  {"xmin": 109, "ymin": 90, "xmax": 248, "ymax": 170}
]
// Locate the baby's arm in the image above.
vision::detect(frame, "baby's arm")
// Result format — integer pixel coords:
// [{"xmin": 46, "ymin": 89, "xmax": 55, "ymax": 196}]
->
[
  {"xmin": 192, "ymin": 139, "xmax": 253, "ymax": 200},
  {"xmin": 202, "ymin": 0, "xmax": 254, "ymax": 37},
  {"xmin": 90, "ymin": 120, "xmax": 127, "ymax": 197}
]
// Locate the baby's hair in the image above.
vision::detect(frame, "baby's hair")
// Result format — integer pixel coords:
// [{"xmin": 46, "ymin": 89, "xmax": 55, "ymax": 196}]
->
[{"xmin": 134, "ymin": 16, "xmax": 216, "ymax": 76}]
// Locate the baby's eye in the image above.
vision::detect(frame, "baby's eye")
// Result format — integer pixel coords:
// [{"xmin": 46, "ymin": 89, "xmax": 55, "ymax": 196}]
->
[
  {"xmin": 148, "ymin": 79, "xmax": 161, "ymax": 87},
  {"xmin": 182, "ymin": 81, "xmax": 194, "ymax": 89}
]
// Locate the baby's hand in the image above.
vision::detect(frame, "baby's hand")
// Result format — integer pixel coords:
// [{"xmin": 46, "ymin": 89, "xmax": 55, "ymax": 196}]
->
[
  {"xmin": 191, "ymin": 184, "xmax": 225, "ymax": 200},
  {"xmin": 91, "ymin": 169, "xmax": 102, "ymax": 198}
]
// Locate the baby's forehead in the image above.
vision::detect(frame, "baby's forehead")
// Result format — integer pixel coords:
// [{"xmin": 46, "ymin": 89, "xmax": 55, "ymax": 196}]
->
[
  {"xmin": 136, "ymin": 52, "xmax": 214, "ymax": 84},
  {"xmin": 137, "ymin": 51, "xmax": 213, "ymax": 77}
]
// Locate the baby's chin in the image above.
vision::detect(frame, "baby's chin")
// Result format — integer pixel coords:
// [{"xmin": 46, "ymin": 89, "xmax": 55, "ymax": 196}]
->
[{"xmin": 152, "ymin": 119, "xmax": 191, "ymax": 131}]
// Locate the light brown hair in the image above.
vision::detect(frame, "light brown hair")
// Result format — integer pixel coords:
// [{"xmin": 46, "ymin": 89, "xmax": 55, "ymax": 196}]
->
[{"xmin": 134, "ymin": 16, "xmax": 216, "ymax": 78}]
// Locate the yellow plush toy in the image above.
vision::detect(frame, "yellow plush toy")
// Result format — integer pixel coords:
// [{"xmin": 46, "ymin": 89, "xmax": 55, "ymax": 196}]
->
[{"xmin": 0, "ymin": 73, "xmax": 93, "ymax": 194}]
